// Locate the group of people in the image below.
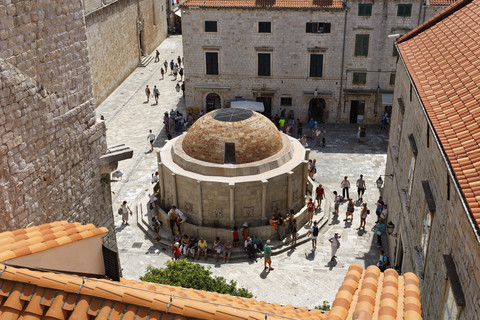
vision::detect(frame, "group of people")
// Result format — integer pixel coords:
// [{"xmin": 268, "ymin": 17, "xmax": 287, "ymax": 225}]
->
[
  {"xmin": 171, "ymin": 235, "xmax": 233, "ymax": 262},
  {"xmin": 145, "ymin": 54, "xmax": 185, "ymax": 105}
]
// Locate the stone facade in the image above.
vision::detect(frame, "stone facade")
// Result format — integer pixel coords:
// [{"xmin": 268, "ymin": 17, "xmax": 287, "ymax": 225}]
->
[
  {"xmin": 83, "ymin": 0, "xmax": 168, "ymax": 106},
  {"xmin": 383, "ymin": 58, "xmax": 480, "ymax": 319},
  {"xmin": 181, "ymin": 1, "xmax": 449, "ymax": 124},
  {"xmin": 0, "ymin": 1, "xmax": 117, "ymax": 250}
]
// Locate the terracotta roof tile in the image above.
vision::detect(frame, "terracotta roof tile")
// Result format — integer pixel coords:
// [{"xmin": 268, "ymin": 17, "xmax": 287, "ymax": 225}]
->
[
  {"xmin": 0, "ymin": 222, "xmax": 108, "ymax": 262},
  {"xmin": 398, "ymin": 0, "xmax": 480, "ymax": 232},
  {"xmin": 181, "ymin": 0, "xmax": 344, "ymax": 9}
]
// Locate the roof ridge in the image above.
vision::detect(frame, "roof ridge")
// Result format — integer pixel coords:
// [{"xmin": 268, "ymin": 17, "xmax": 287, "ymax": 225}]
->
[{"xmin": 398, "ymin": 0, "xmax": 472, "ymax": 43}]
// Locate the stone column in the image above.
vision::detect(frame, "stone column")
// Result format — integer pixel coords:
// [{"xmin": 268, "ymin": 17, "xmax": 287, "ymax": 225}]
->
[
  {"xmin": 261, "ymin": 179, "xmax": 268, "ymax": 222},
  {"xmin": 305, "ymin": 148, "xmax": 311, "ymax": 161},
  {"xmin": 287, "ymin": 171, "xmax": 294, "ymax": 209},
  {"xmin": 302, "ymin": 160, "xmax": 309, "ymax": 199},
  {"xmin": 229, "ymin": 182, "xmax": 235, "ymax": 223},
  {"xmin": 197, "ymin": 180, "xmax": 203, "ymax": 224},
  {"xmin": 172, "ymin": 173, "xmax": 178, "ymax": 207}
]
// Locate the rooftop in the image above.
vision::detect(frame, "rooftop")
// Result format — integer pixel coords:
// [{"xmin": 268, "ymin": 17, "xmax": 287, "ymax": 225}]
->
[
  {"xmin": 181, "ymin": 0, "xmax": 344, "ymax": 9},
  {"xmin": 0, "ymin": 221, "xmax": 108, "ymax": 262},
  {"xmin": 397, "ymin": 0, "xmax": 480, "ymax": 231}
]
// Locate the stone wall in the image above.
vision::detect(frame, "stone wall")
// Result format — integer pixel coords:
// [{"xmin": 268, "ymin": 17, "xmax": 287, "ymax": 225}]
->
[
  {"xmin": 181, "ymin": 1, "xmax": 448, "ymax": 124},
  {"xmin": 84, "ymin": 0, "xmax": 168, "ymax": 106},
  {"xmin": 383, "ymin": 61, "xmax": 480, "ymax": 319},
  {"xmin": 0, "ymin": 1, "xmax": 116, "ymax": 250}
]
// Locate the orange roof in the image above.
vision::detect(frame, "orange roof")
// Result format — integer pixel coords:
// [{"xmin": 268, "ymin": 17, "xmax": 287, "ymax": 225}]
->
[
  {"xmin": 326, "ymin": 264, "xmax": 421, "ymax": 320},
  {"xmin": 0, "ymin": 263, "xmax": 327, "ymax": 320},
  {"xmin": 0, "ymin": 262, "xmax": 421, "ymax": 320},
  {"xmin": 429, "ymin": 0, "xmax": 457, "ymax": 5},
  {"xmin": 0, "ymin": 221, "xmax": 108, "ymax": 262},
  {"xmin": 398, "ymin": 0, "xmax": 480, "ymax": 231},
  {"xmin": 181, "ymin": 0, "xmax": 344, "ymax": 9}
]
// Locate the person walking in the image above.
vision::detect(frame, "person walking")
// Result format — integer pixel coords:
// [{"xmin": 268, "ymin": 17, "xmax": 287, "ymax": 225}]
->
[
  {"xmin": 315, "ymin": 126, "xmax": 322, "ymax": 147},
  {"xmin": 341, "ymin": 176, "xmax": 350, "ymax": 200},
  {"xmin": 145, "ymin": 85, "xmax": 151, "ymax": 103},
  {"xmin": 357, "ymin": 203, "xmax": 369, "ymax": 230},
  {"xmin": 321, "ymin": 127, "xmax": 327, "ymax": 147},
  {"xmin": 177, "ymin": 55, "xmax": 182, "ymax": 68},
  {"xmin": 344, "ymin": 198, "xmax": 355, "ymax": 222},
  {"xmin": 329, "ymin": 233, "xmax": 341, "ymax": 261},
  {"xmin": 373, "ymin": 220, "xmax": 386, "ymax": 247},
  {"xmin": 155, "ymin": 49, "xmax": 160, "ymax": 62},
  {"xmin": 380, "ymin": 204, "xmax": 388, "ymax": 223},
  {"xmin": 160, "ymin": 67, "xmax": 165, "ymax": 79},
  {"xmin": 153, "ymin": 85, "xmax": 160, "ymax": 104},
  {"xmin": 375, "ymin": 196, "xmax": 385, "ymax": 222},
  {"xmin": 169, "ymin": 59, "xmax": 174, "ymax": 74},
  {"xmin": 308, "ymin": 118, "xmax": 315, "ymax": 139},
  {"xmin": 315, "ymin": 184, "xmax": 325, "ymax": 209},
  {"xmin": 172, "ymin": 64, "xmax": 178, "ymax": 80},
  {"xmin": 120, "ymin": 201, "xmax": 132, "ymax": 225},
  {"xmin": 163, "ymin": 60, "xmax": 168, "ymax": 73},
  {"xmin": 263, "ymin": 240, "xmax": 273, "ymax": 271},
  {"xmin": 147, "ymin": 130, "xmax": 155, "ymax": 151},
  {"xmin": 307, "ymin": 220, "xmax": 319, "ymax": 248},
  {"xmin": 307, "ymin": 198, "xmax": 315, "ymax": 224},
  {"xmin": 179, "ymin": 67, "xmax": 184, "ymax": 81},
  {"xmin": 356, "ymin": 174, "xmax": 366, "ymax": 201},
  {"xmin": 360, "ymin": 126, "xmax": 366, "ymax": 143},
  {"xmin": 181, "ymin": 82, "xmax": 185, "ymax": 97},
  {"xmin": 333, "ymin": 191, "xmax": 341, "ymax": 216},
  {"xmin": 291, "ymin": 219, "xmax": 297, "ymax": 244}
]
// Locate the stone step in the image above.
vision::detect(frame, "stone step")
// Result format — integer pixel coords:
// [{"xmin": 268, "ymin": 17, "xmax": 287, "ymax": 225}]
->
[
  {"xmin": 136, "ymin": 207, "xmax": 329, "ymax": 262},
  {"xmin": 138, "ymin": 56, "xmax": 153, "ymax": 67}
]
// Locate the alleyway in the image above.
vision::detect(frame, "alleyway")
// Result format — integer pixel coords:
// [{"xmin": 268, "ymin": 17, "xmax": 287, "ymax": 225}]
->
[{"xmin": 96, "ymin": 35, "xmax": 390, "ymax": 309}]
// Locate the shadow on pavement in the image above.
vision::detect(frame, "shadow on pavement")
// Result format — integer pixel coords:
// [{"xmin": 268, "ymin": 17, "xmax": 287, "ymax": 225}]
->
[{"xmin": 326, "ymin": 259, "xmax": 338, "ymax": 270}]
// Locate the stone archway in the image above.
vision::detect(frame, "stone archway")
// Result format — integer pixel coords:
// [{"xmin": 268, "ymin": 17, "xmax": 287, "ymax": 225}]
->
[
  {"xmin": 206, "ymin": 93, "xmax": 221, "ymax": 112},
  {"xmin": 308, "ymin": 98, "xmax": 326, "ymax": 123}
]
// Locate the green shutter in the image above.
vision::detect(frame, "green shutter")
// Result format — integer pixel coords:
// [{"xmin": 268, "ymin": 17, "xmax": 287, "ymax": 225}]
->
[
  {"xmin": 355, "ymin": 34, "xmax": 369, "ymax": 56},
  {"xmin": 358, "ymin": 3, "xmax": 372, "ymax": 16}
]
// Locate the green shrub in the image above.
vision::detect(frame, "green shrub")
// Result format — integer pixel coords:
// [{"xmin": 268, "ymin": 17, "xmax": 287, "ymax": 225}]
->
[
  {"xmin": 140, "ymin": 260, "xmax": 253, "ymax": 298},
  {"xmin": 314, "ymin": 300, "xmax": 331, "ymax": 311}
]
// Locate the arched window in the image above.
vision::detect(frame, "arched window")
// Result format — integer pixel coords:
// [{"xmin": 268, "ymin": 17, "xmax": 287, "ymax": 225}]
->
[{"xmin": 206, "ymin": 93, "xmax": 221, "ymax": 112}]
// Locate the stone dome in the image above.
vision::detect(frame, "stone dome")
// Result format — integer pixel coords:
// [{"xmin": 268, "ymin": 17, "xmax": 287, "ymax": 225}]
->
[{"xmin": 182, "ymin": 108, "xmax": 284, "ymax": 164}]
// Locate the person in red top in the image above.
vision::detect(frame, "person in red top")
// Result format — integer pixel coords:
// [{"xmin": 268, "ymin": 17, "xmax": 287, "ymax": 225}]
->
[
  {"xmin": 315, "ymin": 184, "xmax": 325, "ymax": 210},
  {"xmin": 307, "ymin": 198, "xmax": 315, "ymax": 224},
  {"xmin": 172, "ymin": 242, "xmax": 181, "ymax": 261},
  {"xmin": 232, "ymin": 226, "xmax": 239, "ymax": 247}
]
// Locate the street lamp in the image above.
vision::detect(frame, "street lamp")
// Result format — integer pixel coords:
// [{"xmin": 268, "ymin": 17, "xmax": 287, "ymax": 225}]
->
[
  {"xmin": 175, "ymin": 83, "xmax": 180, "ymax": 92},
  {"xmin": 387, "ymin": 221, "xmax": 397, "ymax": 237}
]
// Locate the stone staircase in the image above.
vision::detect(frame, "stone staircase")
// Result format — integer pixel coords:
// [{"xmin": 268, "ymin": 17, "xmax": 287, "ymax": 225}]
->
[
  {"xmin": 136, "ymin": 201, "xmax": 329, "ymax": 262},
  {"xmin": 138, "ymin": 55, "xmax": 153, "ymax": 67}
]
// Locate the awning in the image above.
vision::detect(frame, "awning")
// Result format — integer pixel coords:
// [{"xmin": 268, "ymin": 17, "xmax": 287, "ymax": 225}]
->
[
  {"xmin": 174, "ymin": 9, "xmax": 181, "ymax": 17},
  {"xmin": 230, "ymin": 100, "xmax": 264, "ymax": 112},
  {"xmin": 382, "ymin": 93, "xmax": 393, "ymax": 105}
]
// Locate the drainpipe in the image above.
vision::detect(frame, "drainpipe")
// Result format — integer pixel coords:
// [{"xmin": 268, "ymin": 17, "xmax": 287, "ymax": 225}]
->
[{"xmin": 337, "ymin": 2, "xmax": 348, "ymax": 123}]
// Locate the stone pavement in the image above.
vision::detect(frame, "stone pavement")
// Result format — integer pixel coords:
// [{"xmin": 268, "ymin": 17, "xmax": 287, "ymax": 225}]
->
[{"xmin": 96, "ymin": 35, "xmax": 390, "ymax": 309}]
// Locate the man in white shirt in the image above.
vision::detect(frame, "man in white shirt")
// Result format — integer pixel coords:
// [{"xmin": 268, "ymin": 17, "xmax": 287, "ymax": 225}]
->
[
  {"xmin": 356, "ymin": 174, "xmax": 366, "ymax": 201},
  {"xmin": 340, "ymin": 176, "xmax": 351, "ymax": 200},
  {"xmin": 147, "ymin": 130, "xmax": 155, "ymax": 151}
]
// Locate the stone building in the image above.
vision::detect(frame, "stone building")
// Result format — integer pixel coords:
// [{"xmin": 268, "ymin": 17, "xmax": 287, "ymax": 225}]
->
[
  {"xmin": 382, "ymin": 0, "xmax": 480, "ymax": 318},
  {"xmin": 156, "ymin": 108, "xmax": 307, "ymax": 241},
  {"xmin": 180, "ymin": 0, "xmax": 453, "ymax": 124},
  {"xmin": 82, "ymin": 0, "xmax": 168, "ymax": 106},
  {"xmin": 0, "ymin": 1, "xmax": 121, "ymax": 250}
]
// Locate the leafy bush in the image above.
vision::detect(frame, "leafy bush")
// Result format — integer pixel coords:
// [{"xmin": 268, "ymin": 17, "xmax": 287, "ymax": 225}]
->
[
  {"xmin": 140, "ymin": 260, "xmax": 253, "ymax": 298},
  {"xmin": 314, "ymin": 300, "xmax": 331, "ymax": 311}
]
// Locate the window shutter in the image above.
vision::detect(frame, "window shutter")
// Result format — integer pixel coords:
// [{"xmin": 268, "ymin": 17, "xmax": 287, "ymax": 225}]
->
[
  {"xmin": 306, "ymin": 22, "xmax": 312, "ymax": 33},
  {"xmin": 324, "ymin": 23, "xmax": 331, "ymax": 33}
]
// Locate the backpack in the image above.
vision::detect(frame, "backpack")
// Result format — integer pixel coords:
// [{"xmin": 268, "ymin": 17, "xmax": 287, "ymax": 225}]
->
[
  {"xmin": 312, "ymin": 226, "xmax": 319, "ymax": 237},
  {"xmin": 117, "ymin": 208, "xmax": 122, "ymax": 215}
]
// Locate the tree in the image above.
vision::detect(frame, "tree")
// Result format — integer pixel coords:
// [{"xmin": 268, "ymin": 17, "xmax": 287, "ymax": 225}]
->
[{"xmin": 140, "ymin": 260, "xmax": 253, "ymax": 298}]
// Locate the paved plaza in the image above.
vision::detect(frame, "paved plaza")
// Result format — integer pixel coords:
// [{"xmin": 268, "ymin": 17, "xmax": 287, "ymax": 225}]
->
[{"xmin": 97, "ymin": 35, "xmax": 390, "ymax": 309}]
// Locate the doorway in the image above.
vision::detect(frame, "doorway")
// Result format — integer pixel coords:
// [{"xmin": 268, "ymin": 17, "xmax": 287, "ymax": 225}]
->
[
  {"xmin": 206, "ymin": 93, "xmax": 221, "ymax": 112},
  {"xmin": 395, "ymin": 236, "xmax": 404, "ymax": 273},
  {"xmin": 138, "ymin": 30, "xmax": 145, "ymax": 56},
  {"xmin": 256, "ymin": 97, "xmax": 272, "ymax": 118},
  {"xmin": 309, "ymin": 98, "xmax": 326, "ymax": 123},
  {"xmin": 350, "ymin": 100, "xmax": 365, "ymax": 123}
]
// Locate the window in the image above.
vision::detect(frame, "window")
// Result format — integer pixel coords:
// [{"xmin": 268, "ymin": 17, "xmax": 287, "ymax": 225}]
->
[
  {"xmin": 205, "ymin": 52, "xmax": 218, "ymax": 75},
  {"xmin": 442, "ymin": 280, "xmax": 459, "ymax": 320},
  {"xmin": 358, "ymin": 3, "xmax": 372, "ymax": 16},
  {"xmin": 258, "ymin": 53, "xmax": 271, "ymax": 76},
  {"xmin": 421, "ymin": 210, "xmax": 432, "ymax": 260},
  {"xmin": 397, "ymin": 4, "xmax": 412, "ymax": 17},
  {"xmin": 352, "ymin": 72, "xmax": 367, "ymax": 84},
  {"xmin": 224, "ymin": 143, "xmax": 236, "ymax": 164},
  {"xmin": 354, "ymin": 34, "xmax": 369, "ymax": 57},
  {"xmin": 390, "ymin": 73, "xmax": 396, "ymax": 85},
  {"xmin": 205, "ymin": 21, "xmax": 217, "ymax": 32},
  {"xmin": 259, "ymin": 22, "xmax": 271, "ymax": 33},
  {"xmin": 306, "ymin": 22, "xmax": 331, "ymax": 33},
  {"xmin": 309, "ymin": 54, "xmax": 323, "ymax": 77},
  {"xmin": 281, "ymin": 97, "xmax": 292, "ymax": 106}
]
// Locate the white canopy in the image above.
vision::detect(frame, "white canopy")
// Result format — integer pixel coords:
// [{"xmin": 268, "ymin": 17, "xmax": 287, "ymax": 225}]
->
[{"xmin": 230, "ymin": 100, "xmax": 264, "ymax": 112}]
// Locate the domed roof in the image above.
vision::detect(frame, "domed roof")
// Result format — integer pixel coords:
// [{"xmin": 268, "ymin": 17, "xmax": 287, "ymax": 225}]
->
[{"xmin": 182, "ymin": 108, "xmax": 284, "ymax": 164}]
